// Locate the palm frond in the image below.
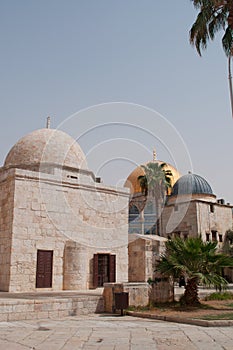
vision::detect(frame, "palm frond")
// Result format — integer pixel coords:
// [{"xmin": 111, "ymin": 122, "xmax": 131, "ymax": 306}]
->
[
  {"xmin": 190, "ymin": 10, "xmax": 211, "ymax": 55},
  {"xmin": 222, "ymin": 26, "xmax": 233, "ymax": 55},
  {"xmin": 208, "ymin": 10, "xmax": 227, "ymax": 39},
  {"xmin": 157, "ymin": 236, "xmax": 233, "ymax": 287},
  {"xmin": 190, "ymin": 0, "xmax": 233, "ymax": 56}
]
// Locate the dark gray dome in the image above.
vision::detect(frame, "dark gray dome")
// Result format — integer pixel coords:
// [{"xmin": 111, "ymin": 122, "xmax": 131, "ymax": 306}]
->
[{"xmin": 171, "ymin": 173, "xmax": 213, "ymax": 196}]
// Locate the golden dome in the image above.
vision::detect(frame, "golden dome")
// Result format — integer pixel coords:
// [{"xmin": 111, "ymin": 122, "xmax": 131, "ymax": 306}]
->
[{"xmin": 124, "ymin": 160, "xmax": 181, "ymax": 194}]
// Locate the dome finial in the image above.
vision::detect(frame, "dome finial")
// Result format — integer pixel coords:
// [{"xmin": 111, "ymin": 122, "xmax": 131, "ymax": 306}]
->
[
  {"xmin": 46, "ymin": 116, "xmax": 51, "ymax": 129},
  {"xmin": 153, "ymin": 148, "xmax": 156, "ymax": 161}
]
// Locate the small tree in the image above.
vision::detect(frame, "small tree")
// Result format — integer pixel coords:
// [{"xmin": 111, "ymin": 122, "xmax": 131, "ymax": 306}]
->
[{"xmin": 157, "ymin": 236, "xmax": 233, "ymax": 306}]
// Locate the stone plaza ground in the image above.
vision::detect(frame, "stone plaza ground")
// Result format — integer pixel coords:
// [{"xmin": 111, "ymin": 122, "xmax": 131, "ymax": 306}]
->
[
  {"xmin": 0, "ymin": 314, "xmax": 233, "ymax": 350},
  {"xmin": 0, "ymin": 285, "xmax": 233, "ymax": 349}
]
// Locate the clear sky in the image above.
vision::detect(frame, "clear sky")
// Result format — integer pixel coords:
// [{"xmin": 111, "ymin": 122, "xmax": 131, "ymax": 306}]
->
[{"xmin": 1, "ymin": 1, "xmax": 233, "ymax": 202}]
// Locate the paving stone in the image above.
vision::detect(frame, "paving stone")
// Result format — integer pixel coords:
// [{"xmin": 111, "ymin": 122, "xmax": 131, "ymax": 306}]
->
[{"xmin": 0, "ymin": 314, "xmax": 232, "ymax": 349}]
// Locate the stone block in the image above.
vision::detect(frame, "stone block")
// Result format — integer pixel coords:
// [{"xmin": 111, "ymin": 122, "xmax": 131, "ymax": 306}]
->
[
  {"xmin": 0, "ymin": 313, "xmax": 8, "ymax": 322},
  {"xmin": 48, "ymin": 310, "xmax": 60, "ymax": 318},
  {"xmin": 37, "ymin": 311, "xmax": 49, "ymax": 319}
]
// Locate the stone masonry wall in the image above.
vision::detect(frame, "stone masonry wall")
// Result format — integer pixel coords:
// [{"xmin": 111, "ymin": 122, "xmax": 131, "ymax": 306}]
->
[
  {"xmin": 0, "ymin": 169, "xmax": 15, "ymax": 291},
  {"xmin": 8, "ymin": 168, "xmax": 129, "ymax": 292},
  {"xmin": 162, "ymin": 199, "xmax": 232, "ymax": 245},
  {"xmin": 128, "ymin": 239, "xmax": 145, "ymax": 282},
  {"xmin": 197, "ymin": 202, "xmax": 232, "ymax": 246},
  {"xmin": 162, "ymin": 201, "xmax": 198, "ymax": 237}
]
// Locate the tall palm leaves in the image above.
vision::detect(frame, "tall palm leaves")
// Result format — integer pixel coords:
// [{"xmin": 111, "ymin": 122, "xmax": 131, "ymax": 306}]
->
[
  {"xmin": 157, "ymin": 236, "xmax": 233, "ymax": 305},
  {"xmin": 138, "ymin": 162, "xmax": 172, "ymax": 197},
  {"xmin": 190, "ymin": 0, "xmax": 233, "ymax": 117},
  {"xmin": 138, "ymin": 162, "xmax": 172, "ymax": 235}
]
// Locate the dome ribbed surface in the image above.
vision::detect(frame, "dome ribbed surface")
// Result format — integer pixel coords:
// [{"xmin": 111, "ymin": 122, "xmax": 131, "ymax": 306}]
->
[
  {"xmin": 4, "ymin": 128, "xmax": 87, "ymax": 169},
  {"xmin": 171, "ymin": 173, "xmax": 213, "ymax": 196}
]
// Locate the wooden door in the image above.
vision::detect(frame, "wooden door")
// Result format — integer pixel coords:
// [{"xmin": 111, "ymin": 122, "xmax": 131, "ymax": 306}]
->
[
  {"xmin": 93, "ymin": 254, "xmax": 116, "ymax": 288},
  {"xmin": 36, "ymin": 250, "xmax": 53, "ymax": 288},
  {"xmin": 109, "ymin": 254, "xmax": 116, "ymax": 283}
]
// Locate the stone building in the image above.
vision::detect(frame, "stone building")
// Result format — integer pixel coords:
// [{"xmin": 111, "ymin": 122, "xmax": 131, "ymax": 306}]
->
[
  {"xmin": 125, "ymin": 156, "xmax": 232, "ymax": 247},
  {"xmin": 161, "ymin": 172, "xmax": 233, "ymax": 247},
  {"xmin": 0, "ymin": 126, "xmax": 129, "ymax": 292},
  {"xmin": 1, "ymin": 125, "xmax": 232, "ymax": 294},
  {"xmin": 125, "ymin": 160, "xmax": 233, "ymax": 283},
  {"xmin": 124, "ymin": 153, "xmax": 179, "ymax": 284}
]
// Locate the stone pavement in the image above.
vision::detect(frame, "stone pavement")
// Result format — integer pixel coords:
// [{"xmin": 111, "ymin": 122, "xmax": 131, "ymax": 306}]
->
[{"xmin": 0, "ymin": 314, "xmax": 232, "ymax": 350}]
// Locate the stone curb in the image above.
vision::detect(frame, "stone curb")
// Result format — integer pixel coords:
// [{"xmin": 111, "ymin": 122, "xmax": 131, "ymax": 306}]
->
[{"xmin": 126, "ymin": 311, "xmax": 233, "ymax": 327}]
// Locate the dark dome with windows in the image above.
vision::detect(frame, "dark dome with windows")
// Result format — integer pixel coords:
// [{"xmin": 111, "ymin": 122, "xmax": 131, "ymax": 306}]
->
[{"xmin": 171, "ymin": 173, "xmax": 213, "ymax": 196}]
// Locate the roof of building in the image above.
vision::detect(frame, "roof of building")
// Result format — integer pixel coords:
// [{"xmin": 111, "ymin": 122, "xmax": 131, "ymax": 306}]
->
[
  {"xmin": 4, "ymin": 128, "xmax": 88, "ymax": 170},
  {"xmin": 128, "ymin": 233, "xmax": 167, "ymax": 243},
  {"xmin": 171, "ymin": 173, "xmax": 213, "ymax": 196}
]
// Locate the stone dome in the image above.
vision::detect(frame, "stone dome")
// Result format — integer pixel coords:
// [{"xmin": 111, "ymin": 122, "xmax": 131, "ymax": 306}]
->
[
  {"xmin": 4, "ymin": 128, "xmax": 88, "ymax": 170},
  {"xmin": 171, "ymin": 173, "xmax": 213, "ymax": 197},
  {"xmin": 124, "ymin": 160, "xmax": 181, "ymax": 194}
]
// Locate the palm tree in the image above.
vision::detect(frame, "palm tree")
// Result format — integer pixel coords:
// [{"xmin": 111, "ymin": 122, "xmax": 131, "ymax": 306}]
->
[
  {"xmin": 157, "ymin": 236, "xmax": 233, "ymax": 306},
  {"xmin": 138, "ymin": 162, "xmax": 172, "ymax": 235},
  {"xmin": 190, "ymin": 0, "xmax": 233, "ymax": 117}
]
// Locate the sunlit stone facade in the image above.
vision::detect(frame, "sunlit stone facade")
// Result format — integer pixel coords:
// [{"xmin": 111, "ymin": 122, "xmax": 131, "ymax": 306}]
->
[{"xmin": 0, "ymin": 128, "xmax": 129, "ymax": 292}]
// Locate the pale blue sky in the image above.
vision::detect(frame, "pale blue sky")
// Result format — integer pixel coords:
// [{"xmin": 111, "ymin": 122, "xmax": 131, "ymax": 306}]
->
[{"xmin": 1, "ymin": 1, "xmax": 233, "ymax": 202}]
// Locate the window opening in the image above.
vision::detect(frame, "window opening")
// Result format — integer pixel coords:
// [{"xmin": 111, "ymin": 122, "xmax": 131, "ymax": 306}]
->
[{"xmin": 210, "ymin": 204, "xmax": 214, "ymax": 213}]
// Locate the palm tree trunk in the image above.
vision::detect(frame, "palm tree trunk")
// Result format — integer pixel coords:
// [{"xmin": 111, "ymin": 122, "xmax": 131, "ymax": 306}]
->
[
  {"xmin": 182, "ymin": 278, "xmax": 200, "ymax": 306},
  {"xmin": 228, "ymin": 55, "xmax": 233, "ymax": 118},
  {"xmin": 155, "ymin": 197, "xmax": 160, "ymax": 236}
]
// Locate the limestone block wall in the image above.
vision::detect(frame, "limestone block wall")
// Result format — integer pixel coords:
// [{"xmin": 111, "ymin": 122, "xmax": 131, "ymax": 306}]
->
[
  {"xmin": 128, "ymin": 238, "xmax": 145, "ymax": 282},
  {"xmin": 8, "ymin": 168, "xmax": 129, "ymax": 292},
  {"xmin": 197, "ymin": 202, "xmax": 233, "ymax": 245},
  {"xmin": 0, "ymin": 169, "xmax": 15, "ymax": 291},
  {"xmin": 123, "ymin": 282, "xmax": 149, "ymax": 307},
  {"xmin": 145, "ymin": 239, "xmax": 163, "ymax": 281},
  {"xmin": 103, "ymin": 282, "xmax": 149, "ymax": 312},
  {"xmin": 63, "ymin": 241, "xmax": 87, "ymax": 290},
  {"xmin": 161, "ymin": 201, "xmax": 198, "ymax": 237},
  {"xmin": 0, "ymin": 294, "xmax": 105, "ymax": 322},
  {"xmin": 162, "ymin": 198, "xmax": 233, "ymax": 245},
  {"xmin": 128, "ymin": 236, "xmax": 166, "ymax": 283},
  {"xmin": 63, "ymin": 241, "xmax": 128, "ymax": 290},
  {"xmin": 149, "ymin": 280, "xmax": 174, "ymax": 303}
]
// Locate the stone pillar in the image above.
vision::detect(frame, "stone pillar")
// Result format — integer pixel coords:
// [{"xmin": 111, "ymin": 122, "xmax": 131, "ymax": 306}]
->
[
  {"xmin": 63, "ymin": 241, "xmax": 87, "ymax": 290},
  {"xmin": 103, "ymin": 283, "xmax": 124, "ymax": 313}
]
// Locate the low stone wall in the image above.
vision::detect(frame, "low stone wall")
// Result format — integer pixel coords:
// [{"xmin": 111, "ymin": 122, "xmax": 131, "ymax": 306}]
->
[
  {"xmin": 123, "ymin": 283, "xmax": 149, "ymax": 307},
  {"xmin": 149, "ymin": 280, "xmax": 174, "ymax": 303},
  {"xmin": 0, "ymin": 294, "xmax": 104, "ymax": 322},
  {"xmin": 103, "ymin": 282, "xmax": 149, "ymax": 312}
]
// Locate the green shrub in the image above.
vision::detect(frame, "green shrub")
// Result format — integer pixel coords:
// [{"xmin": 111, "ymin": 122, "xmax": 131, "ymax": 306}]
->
[{"xmin": 204, "ymin": 292, "xmax": 233, "ymax": 301}]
